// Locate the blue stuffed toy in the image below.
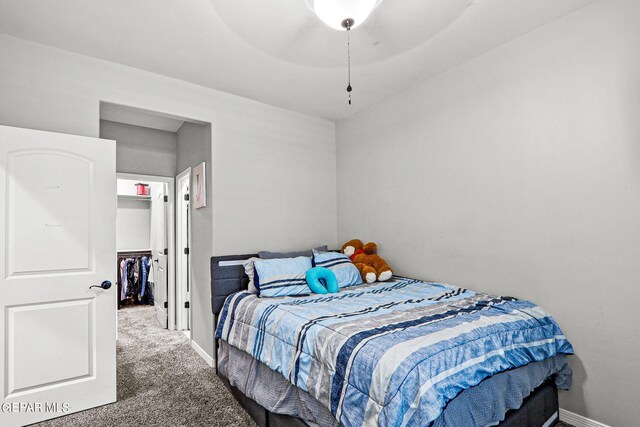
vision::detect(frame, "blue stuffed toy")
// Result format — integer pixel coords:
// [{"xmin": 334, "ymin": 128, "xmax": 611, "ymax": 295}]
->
[{"xmin": 306, "ymin": 267, "xmax": 339, "ymax": 294}]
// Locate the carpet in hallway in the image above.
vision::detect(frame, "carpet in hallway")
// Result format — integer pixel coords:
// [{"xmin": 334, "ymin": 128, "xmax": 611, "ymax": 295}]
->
[{"xmin": 33, "ymin": 305, "xmax": 256, "ymax": 427}]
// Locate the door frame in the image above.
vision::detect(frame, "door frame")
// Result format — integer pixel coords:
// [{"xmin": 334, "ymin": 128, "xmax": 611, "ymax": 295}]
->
[
  {"xmin": 117, "ymin": 172, "xmax": 177, "ymax": 331},
  {"xmin": 175, "ymin": 168, "xmax": 192, "ymax": 334}
]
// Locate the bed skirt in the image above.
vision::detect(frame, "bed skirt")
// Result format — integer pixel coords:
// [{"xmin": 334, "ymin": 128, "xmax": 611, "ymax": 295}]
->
[{"xmin": 218, "ymin": 341, "xmax": 568, "ymax": 427}]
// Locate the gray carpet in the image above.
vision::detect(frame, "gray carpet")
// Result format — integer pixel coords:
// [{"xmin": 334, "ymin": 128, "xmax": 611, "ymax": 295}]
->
[
  {"xmin": 34, "ymin": 305, "xmax": 256, "ymax": 427},
  {"xmin": 33, "ymin": 305, "xmax": 575, "ymax": 427}
]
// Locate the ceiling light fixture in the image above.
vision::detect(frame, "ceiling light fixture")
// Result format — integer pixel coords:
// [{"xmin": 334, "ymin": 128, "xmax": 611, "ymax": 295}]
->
[
  {"xmin": 313, "ymin": 0, "xmax": 380, "ymax": 31},
  {"xmin": 311, "ymin": 0, "xmax": 381, "ymax": 105}
]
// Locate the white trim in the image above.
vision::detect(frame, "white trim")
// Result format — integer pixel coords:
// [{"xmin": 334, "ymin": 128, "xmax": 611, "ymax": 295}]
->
[
  {"xmin": 175, "ymin": 168, "xmax": 191, "ymax": 332},
  {"xmin": 219, "ymin": 260, "xmax": 249, "ymax": 266},
  {"xmin": 117, "ymin": 172, "xmax": 172, "ymax": 183},
  {"xmin": 560, "ymin": 409, "xmax": 611, "ymax": 427},
  {"xmin": 191, "ymin": 340, "xmax": 214, "ymax": 367}
]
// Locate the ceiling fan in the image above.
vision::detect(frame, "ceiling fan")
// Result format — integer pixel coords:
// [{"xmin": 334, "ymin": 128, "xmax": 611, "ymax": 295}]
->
[
  {"xmin": 305, "ymin": 0, "xmax": 384, "ymax": 105},
  {"xmin": 209, "ymin": 0, "xmax": 473, "ymax": 107}
]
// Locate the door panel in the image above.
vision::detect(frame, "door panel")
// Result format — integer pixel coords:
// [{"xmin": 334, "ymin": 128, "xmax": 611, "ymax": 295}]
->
[
  {"xmin": 7, "ymin": 299, "xmax": 94, "ymax": 396},
  {"xmin": 7, "ymin": 150, "xmax": 92, "ymax": 275},
  {"xmin": 0, "ymin": 125, "xmax": 116, "ymax": 427}
]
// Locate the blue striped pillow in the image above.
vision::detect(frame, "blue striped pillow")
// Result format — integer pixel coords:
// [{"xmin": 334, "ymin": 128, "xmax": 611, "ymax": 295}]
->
[
  {"xmin": 254, "ymin": 256, "xmax": 313, "ymax": 297},
  {"xmin": 312, "ymin": 252, "xmax": 363, "ymax": 289}
]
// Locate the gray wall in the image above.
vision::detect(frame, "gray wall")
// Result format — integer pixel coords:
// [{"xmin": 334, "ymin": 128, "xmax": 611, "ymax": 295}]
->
[
  {"xmin": 100, "ymin": 119, "xmax": 178, "ymax": 177},
  {"xmin": 336, "ymin": 0, "xmax": 640, "ymax": 425},
  {"xmin": 0, "ymin": 34, "xmax": 337, "ymax": 363},
  {"xmin": 176, "ymin": 122, "xmax": 213, "ymax": 361}
]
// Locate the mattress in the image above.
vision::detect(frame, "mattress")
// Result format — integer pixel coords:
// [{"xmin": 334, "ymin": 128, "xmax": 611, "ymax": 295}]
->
[{"xmin": 216, "ymin": 276, "xmax": 573, "ymax": 426}]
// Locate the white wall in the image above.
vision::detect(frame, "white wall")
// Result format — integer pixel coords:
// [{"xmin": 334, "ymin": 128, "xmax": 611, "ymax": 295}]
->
[
  {"xmin": 116, "ymin": 179, "xmax": 162, "ymax": 262},
  {"xmin": 0, "ymin": 34, "xmax": 338, "ymax": 361},
  {"xmin": 336, "ymin": 0, "xmax": 640, "ymax": 425},
  {"xmin": 116, "ymin": 199, "xmax": 151, "ymax": 251}
]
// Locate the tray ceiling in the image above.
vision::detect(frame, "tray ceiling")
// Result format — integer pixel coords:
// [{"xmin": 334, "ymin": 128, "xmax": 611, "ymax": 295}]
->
[{"xmin": 0, "ymin": 0, "xmax": 594, "ymax": 121}]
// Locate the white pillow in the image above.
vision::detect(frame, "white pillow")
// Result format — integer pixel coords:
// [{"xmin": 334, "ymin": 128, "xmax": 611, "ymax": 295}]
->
[{"xmin": 243, "ymin": 257, "xmax": 260, "ymax": 294}]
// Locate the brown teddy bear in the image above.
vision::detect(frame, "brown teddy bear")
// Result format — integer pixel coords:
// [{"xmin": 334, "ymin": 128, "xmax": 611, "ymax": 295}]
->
[{"xmin": 341, "ymin": 239, "xmax": 393, "ymax": 284}]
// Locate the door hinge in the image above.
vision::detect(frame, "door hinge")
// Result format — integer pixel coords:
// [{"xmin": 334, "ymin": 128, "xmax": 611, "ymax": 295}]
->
[
  {"xmin": 184, "ymin": 301, "xmax": 190, "ymax": 309},
  {"xmin": 164, "ymin": 195, "xmax": 169, "ymax": 202},
  {"xmin": 163, "ymin": 248, "xmax": 168, "ymax": 255},
  {"xmin": 184, "ymin": 194, "xmax": 190, "ymax": 201},
  {"xmin": 184, "ymin": 247, "xmax": 189, "ymax": 255},
  {"xmin": 164, "ymin": 301, "xmax": 168, "ymax": 309}
]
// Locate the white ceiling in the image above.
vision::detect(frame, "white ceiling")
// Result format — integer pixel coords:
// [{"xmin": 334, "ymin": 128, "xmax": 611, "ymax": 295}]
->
[{"xmin": 0, "ymin": 0, "xmax": 594, "ymax": 121}]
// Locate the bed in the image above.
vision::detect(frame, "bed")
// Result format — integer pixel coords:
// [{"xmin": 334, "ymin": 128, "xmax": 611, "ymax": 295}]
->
[{"xmin": 211, "ymin": 254, "xmax": 573, "ymax": 427}]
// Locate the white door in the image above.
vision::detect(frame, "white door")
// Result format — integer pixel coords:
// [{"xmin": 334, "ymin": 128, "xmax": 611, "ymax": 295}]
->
[
  {"xmin": 150, "ymin": 183, "xmax": 168, "ymax": 328},
  {"xmin": 176, "ymin": 168, "xmax": 191, "ymax": 331},
  {"xmin": 0, "ymin": 125, "xmax": 116, "ymax": 426}
]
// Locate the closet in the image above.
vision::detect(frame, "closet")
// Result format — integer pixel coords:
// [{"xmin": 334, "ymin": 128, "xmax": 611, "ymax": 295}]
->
[
  {"xmin": 117, "ymin": 250, "xmax": 152, "ymax": 308},
  {"xmin": 116, "ymin": 177, "xmax": 168, "ymax": 319}
]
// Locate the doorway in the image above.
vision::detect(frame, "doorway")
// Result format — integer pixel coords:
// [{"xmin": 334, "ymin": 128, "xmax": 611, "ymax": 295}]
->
[
  {"xmin": 100, "ymin": 102, "xmax": 210, "ymax": 335},
  {"xmin": 116, "ymin": 173, "xmax": 175, "ymax": 329}
]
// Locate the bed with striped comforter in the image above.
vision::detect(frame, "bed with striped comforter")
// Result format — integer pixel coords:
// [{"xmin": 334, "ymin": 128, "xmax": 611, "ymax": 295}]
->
[{"xmin": 216, "ymin": 277, "xmax": 573, "ymax": 426}]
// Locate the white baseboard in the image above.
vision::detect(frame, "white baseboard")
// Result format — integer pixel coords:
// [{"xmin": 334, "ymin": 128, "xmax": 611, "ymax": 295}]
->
[
  {"xmin": 560, "ymin": 409, "xmax": 611, "ymax": 427},
  {"xmin": 190, "ymin": 339, "xmax": 214, "ymax": 368}
]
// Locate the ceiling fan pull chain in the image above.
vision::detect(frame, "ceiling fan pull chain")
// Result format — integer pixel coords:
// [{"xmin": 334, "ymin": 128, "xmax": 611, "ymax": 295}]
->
[{"xmin": 346, "ymin": 23, "xmax": 352, "ymax": 105}]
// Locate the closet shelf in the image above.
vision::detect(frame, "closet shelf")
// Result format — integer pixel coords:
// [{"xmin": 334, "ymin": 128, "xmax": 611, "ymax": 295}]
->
[{"xmin": 118, "ymin": 194, "xmax": 152, "ymax": 202}]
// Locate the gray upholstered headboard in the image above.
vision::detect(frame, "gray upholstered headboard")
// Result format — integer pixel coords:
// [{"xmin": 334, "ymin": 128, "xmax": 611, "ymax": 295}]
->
[{"xmin": 210, "ymin": 254, "xmax": 256, "ymax": 315}]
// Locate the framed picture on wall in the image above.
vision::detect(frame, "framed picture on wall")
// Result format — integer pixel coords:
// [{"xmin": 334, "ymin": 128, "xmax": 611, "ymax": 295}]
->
[{"xmin": 193, "ymin": 162, "xmax": 207, "ymax": 209}]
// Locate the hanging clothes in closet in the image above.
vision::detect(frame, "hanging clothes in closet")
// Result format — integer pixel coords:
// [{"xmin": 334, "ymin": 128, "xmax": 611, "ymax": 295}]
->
[{"xmin": 117, "ymin": 251, "xmax": 154, "ymax": 308}]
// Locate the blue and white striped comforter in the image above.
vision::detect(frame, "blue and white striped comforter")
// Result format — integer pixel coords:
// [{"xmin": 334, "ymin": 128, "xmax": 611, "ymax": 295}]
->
[{"xmin": 216, "ymin": 277, "xmax": 573, "ymax": 426}]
